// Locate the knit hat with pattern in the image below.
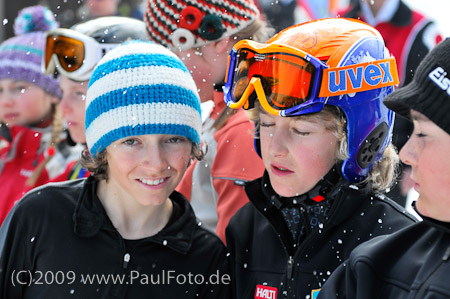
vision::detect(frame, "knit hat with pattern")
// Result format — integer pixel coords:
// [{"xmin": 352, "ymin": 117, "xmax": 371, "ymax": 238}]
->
[
  {"xmin": 85, "ymin": 41, "xmax": 202, "ymax": 157},
  {"xmin": 144, "ymin": 0, "xmax": 260, "ymax": 51},
  {"xmin": 0, "ymin": 6, "xmax": 61, "ymax": 98}
]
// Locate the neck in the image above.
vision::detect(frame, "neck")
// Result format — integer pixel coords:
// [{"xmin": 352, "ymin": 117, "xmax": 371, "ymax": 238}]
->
[
  {"xmin": 97, "ymin": 180, "xmax": 173, "ymax": 239},
  {"xmin": 360, "ymin": 0, "xmax": 399, "ymax": 26}
]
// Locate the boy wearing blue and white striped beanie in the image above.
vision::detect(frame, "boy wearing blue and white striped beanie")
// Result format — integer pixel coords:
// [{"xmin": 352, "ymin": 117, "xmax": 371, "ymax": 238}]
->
[
  {"xmin": 85, "ymin": 40, "xmax": 202, "ymax": 158},
  {"xmin": 0, "ymin": 41, "xmax": 231, "ymax": 298}
]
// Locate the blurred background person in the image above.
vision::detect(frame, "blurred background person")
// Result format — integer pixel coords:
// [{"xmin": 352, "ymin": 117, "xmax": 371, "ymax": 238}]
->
[
  {"xmin": 258, "ymin": 0, "xmax": 298, "ymax": 32},
  {"xmin": 144, "ymin": 0, "xmax": 273, "ymax": 242},
  {"xmin": 43, "ymin": 16, "xmax": 149, "ymax": 182},
  {"xmin": 0, "ymin": 6, "xmax": 80, "ymax": 224},
  {"xmin": 84, "ymin": 0, "xmax": 119, "ymax": 18},
  {"xmin": 1, "ymin": 0, "xmax": 145, "ymax": 40}
]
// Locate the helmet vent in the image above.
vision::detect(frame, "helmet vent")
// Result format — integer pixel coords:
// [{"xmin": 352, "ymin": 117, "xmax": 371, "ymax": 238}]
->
[{"xmin": 357, "ymin": 122, "xmax": 388, "ymax": 169}]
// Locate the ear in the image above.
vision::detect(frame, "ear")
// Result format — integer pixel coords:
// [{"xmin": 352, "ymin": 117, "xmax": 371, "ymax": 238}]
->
[{"xmin": 212, "ymin": 36, "xmax": 232, "ymax": 55}]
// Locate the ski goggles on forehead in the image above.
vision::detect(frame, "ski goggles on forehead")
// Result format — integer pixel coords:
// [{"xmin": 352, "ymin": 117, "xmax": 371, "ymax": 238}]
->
[
  {"xmin": 42, "ymin": 28, "xmax": 117, "ymax": 82},
  {"xmin": 224, "ymin": 39, "xmax": 400, "ymax": 117}
]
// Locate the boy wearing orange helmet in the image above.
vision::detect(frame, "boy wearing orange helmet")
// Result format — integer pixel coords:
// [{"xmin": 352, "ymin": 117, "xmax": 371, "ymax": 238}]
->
[{"xmin": 224, "ymin": 18, "xmax": 417, "ymax": 298}]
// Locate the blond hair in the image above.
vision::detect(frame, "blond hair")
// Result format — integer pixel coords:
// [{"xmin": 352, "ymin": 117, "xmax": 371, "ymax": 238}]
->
[
  {"xmin": 246, "ymin": 103, "xmax": 399, "ymax": 192},
  {"xmin": 26, "ymin": 103, "xmax": 64, "ymax": 187}
]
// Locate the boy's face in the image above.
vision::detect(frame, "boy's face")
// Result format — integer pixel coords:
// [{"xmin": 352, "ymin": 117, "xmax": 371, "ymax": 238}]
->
[
  {"xmin": 176, "ymin": 42, "xmax": 229, "ymax": 103},
  {"xmin": 59, "ymin": 75, "xmax": 88, "ymax": 144},
  {"xmin": 259, "ymin": 110, "xmax": 338, "ymax": 197},
  {"xmin": 399, "ymin": 110, "xmax": 450, "ymax": 221},
  {"xmin": 0, "ymin": 79, "xmax": 56, "ymax": 126},
  {"xmin": 104, "ymin": 134, "xmax": 192, "ymax": 207}
]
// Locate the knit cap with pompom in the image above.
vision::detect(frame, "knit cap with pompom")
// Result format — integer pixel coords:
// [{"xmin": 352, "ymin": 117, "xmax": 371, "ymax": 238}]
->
[{"xmin": 0, "ymin": 5, "xmax": 62, "ymax": 98}]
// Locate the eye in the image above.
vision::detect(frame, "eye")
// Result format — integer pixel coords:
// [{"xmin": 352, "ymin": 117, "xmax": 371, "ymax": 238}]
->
[
  {"xmin": 416, "ymin": 133, "xmax": 427, "ymax": 138},
  {"xmin": 73, "ymin": 91, "xmax": 86, "ymax": 101},
  {"xmin": 167, "ymin": 136, "xmax": 187, "ymax": 143},
  {"xmin": 122, "ymin": 138, "xmax": 139, "ymax": 146},
  {"xmin": 292, "ymin": 128, "xmax": 310, "ymax": 136},
  {"xmin": 14, "ymin": 85, "xmax": 27, "ymax": 93},
  {"xmin": 260, "ymin": 121, "xmax": 275, "ymax": 128}
]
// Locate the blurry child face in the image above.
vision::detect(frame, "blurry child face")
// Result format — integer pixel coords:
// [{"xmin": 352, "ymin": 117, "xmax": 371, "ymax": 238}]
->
[
  {"xmin": 259, "ymin": 110, "xmax": 338, "ymax": 197},
  {"xmin": 86, "ymin": 0, "xmax": 117, "ymax": 17},
  {"xmin": 0, "ymin": 79, "xmax": 56, "ymax": 126},
  {"xmin": 399, "ymin": 110, "xmax": 450, "ymax": 221},
  {"xmin": 59, "ymin": 75, "xmax": 88, "ymax": 144},
  {"xmin": 105, "ymin": 134, "xmax": 192, "ymax": 207},
  {"xmin": 176, "ymin": 43, "xmax": 229, "ymax": 103}
]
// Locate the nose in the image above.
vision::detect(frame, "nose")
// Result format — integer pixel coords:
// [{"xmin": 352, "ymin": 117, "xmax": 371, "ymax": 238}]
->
[
  {"xmin": 268, "ymin": 128, "xmax": 289, "ymax": 157},
  {"xmin": 140, "ymin": 142, "xmax": 168, "ymax": 171},
  {"xmin": 0, "ymin": 91, "xmax": 15, "ymax": 107},
  {"xmin": 399, "ymin": 137, "xmax": 418, "ymax": 167},
  {"xmin": 59, "ymin": 93, "xmax": 73, "ymax": 115}
]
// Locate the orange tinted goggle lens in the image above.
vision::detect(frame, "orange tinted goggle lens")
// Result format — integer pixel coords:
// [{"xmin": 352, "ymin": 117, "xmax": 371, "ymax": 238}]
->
[
  {"xmin": 232, "ymin": 49, "xmax": 314, "ymax": 110},
  {"xmin": 45, "ymin": 35, "xmax": 85, "ymax": 72}
]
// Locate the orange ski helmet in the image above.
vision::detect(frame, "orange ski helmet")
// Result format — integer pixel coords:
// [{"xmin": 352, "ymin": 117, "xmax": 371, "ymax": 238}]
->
[{"xmin": 224, "ymin": 18, "xmax": 399, "ymax": 182}]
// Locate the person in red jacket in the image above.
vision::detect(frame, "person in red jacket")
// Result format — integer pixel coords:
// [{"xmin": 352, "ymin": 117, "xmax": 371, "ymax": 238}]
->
[
  {"xmin": 44, "ymin": 16, "xmax": 150, "ymax": 182},
  {"xmin": 0, "ymin": 6, "xmax": 78, "ymax": 224},
  {"xmin": 143, "ymin": 0, "xmax": 273, "ymax": 241}
]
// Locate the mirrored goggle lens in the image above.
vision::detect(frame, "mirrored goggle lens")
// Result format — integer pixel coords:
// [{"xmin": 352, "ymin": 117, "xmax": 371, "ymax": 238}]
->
[
  {"xmin": 45, "ymin": 34, "xmax": 85, "ymax": 73},
  {"xmin": 231, "ymin": 49, "xmax": 315, "ymax": 110}
]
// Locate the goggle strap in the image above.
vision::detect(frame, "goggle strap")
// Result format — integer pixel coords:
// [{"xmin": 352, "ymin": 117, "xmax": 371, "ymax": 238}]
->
[
  {"xmin": 252, "ymin": 78, "xmax": 283, "ymax": 116},
  {"xmin": 319, "ymin": 57, "xmax": 399, "ymax": 97}
]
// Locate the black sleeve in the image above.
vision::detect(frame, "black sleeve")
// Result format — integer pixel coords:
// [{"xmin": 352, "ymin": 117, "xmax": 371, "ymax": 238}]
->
[
  {"xmin": 0, "ymin": 204, "xmax": 29, "ymax": 298},
  {"xmin": 196, "ymin": 239, "xmax": 232, "ymax": 299},
  {"xmin": 225, "ymin": 218, "xmax": 238, "ymax": 299},
  {"xmin": 316, "ymin": 260, "xmax": 352, "ymax": 299}
]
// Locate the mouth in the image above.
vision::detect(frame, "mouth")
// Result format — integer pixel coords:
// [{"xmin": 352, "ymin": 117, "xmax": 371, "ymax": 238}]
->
[
  {"xmin": 270, "ymin": 164, "xmax": 294, "ymax": 175},
  {"xmin": 138, "ymin": 178, "xmax": 167, "ymax": 186},
  {"xmin": 4, "ymin": 113, "xmax": 19, "ymax": 120}
]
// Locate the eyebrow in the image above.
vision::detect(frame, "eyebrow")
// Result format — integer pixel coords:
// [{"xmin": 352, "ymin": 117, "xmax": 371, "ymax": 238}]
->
[{"xmin": 410, "ymin": 111, "xmax": 431, "ymax": 122}]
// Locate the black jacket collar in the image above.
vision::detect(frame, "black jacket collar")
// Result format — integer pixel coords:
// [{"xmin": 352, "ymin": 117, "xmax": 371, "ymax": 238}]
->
[
  {"xmin": 413, "ymin": 202, "xmax": 450, "ymax": 235},
  {"xmin": 244, "ymin": 170, "xmax": 372, "ymax": 254},
  {"xmin": 73, "ymin": 176, "xmax": 197, "ymax": 254}
]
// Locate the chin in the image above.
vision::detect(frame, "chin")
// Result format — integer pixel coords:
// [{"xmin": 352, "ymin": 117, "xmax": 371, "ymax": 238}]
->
[{"xmin": 272, "ymin": 184, "xmax": 298, "ymax": 198}]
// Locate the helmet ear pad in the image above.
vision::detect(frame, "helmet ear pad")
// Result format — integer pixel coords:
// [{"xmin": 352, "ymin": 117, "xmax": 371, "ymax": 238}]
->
[
  {"xmin": 325, "ymin": 36, "xmax": 395, "ymax": 183},
  {"xmin": 328, "ymin": 86, "xmax": 395, "ymax": 183}
]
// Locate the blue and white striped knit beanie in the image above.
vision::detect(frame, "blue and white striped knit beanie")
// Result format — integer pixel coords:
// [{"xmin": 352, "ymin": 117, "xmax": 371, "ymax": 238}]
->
[{"xmin": 85, "ymin": 41, "xmax": 202, "ymax": 157}]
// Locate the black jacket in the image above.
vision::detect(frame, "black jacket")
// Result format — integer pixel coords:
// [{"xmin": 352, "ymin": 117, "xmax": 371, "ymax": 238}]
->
[
  {"xmin": 225, "ymin": 172, "xmax": 417, "ymax": 299},
  {"xmin": 317, "ymin": 213, "xmax": 450, "ymax": 298},
  {"xmin": 0, "ymin": 176, "xmax": 230, "ymax": 298}
]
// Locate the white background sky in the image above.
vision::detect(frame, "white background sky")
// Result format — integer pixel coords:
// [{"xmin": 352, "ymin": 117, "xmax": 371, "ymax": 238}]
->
[{"xmin": 404, "ymin": 0, "xmax": 450, "ymax": 37}]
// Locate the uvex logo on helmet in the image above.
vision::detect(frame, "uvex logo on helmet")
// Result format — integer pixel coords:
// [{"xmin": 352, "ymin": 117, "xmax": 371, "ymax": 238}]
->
[{"xmin": 319, "ymin": 58, "xmax": 399, "ymax": 97}]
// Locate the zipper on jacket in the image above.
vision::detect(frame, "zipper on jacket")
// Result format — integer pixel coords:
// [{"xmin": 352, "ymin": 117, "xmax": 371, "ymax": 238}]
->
[
  {"xmin": 287, "ymin": 256, "xmax": 294, "ymax": 279},
  {"xmin": 123, "ymin": 253, "xmax": 130, "ymax": 269},
  {"xmin": 286, "ymin": 256, "xmax": 295, "ymax": 299}
]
